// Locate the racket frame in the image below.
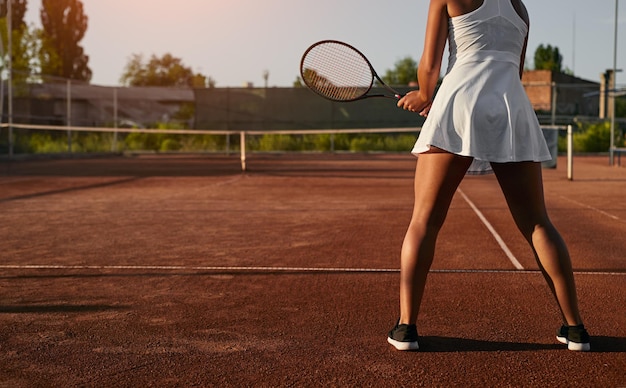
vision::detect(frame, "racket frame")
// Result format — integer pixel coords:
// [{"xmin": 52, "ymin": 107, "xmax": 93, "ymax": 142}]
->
[{"xmin": 300, "ymin": 40, "xmax": 403, "ymax": 102}]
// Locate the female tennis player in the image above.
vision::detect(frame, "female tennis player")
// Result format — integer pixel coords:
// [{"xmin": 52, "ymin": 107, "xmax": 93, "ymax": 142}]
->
[{"xmin": 388, "ymin": 0, "xmax": 590, "ymax": 351}]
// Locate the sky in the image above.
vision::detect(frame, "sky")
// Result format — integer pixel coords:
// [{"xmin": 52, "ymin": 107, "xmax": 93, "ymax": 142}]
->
[{"xmin": 23, "ymin": 0, "xmax": 626, "ymax": 88}]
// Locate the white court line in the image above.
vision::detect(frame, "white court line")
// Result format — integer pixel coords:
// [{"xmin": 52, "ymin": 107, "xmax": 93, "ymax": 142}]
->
[
  {"xmin": 457, "ymin": 189, "xmax": 525, "ymax": 270},
  {"xmin": 0, "ymin": 264, "xmax": 396, "ymax": 272},
  {"xmin": 0, "ymin": 264, "xmax": 623, "ymax": 275},
  {"xmin": 558, "ymin": 195, "xmax": 622, "ymax": 222}
]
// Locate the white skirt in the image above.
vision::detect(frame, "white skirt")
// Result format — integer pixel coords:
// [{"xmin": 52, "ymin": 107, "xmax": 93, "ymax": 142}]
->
[{"xmin": 412, "ymin": 59, "xmax": 552, "ymax": 175}]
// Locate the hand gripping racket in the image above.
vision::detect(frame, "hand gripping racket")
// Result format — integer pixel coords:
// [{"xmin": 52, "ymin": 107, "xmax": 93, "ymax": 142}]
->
[{"xmin": 300, "ymin": 40, "xmax": 403, "ymax": 102}]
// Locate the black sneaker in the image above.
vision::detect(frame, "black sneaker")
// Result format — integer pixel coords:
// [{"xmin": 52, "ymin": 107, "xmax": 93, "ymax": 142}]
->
[
  {"xmin": 556, "ymin": 325, "xmax": 568, "ymax": 344},
  {"xmin": 556, "ymin": 324, "xmax": 591, "ymax": 352},
  {"xmin": 387, "ymin": 320, "xmax": 419, "ymax": 351}
]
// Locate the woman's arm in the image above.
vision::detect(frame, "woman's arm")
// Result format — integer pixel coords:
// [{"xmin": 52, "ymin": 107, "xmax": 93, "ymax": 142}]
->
[
  {"xmin": 398, "ymin": 0, "xmax": 449, "ymax": 116},
  {"xmin": 520, "ymin": 35, "xmax": 528, "ymax": 79},
  {"xmin": 512, "ymin": 0, "xmax": 530, "ymax": 79}
]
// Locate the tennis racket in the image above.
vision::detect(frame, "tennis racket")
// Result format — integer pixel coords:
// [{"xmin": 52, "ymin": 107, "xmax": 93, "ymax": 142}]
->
[{"xmin": 300, "ymin": 40, "xmax": 403, "ymax": 102}]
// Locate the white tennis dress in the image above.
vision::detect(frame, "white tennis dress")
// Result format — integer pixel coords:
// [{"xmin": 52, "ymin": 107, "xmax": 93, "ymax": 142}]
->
[{"xmin": 412, "ymin": 0, "xmax": 551, "ymax": 174}]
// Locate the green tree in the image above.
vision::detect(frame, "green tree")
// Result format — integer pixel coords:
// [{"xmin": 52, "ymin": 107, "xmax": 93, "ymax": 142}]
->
[
  {"xmin": 534, "ymin": 44, "xmax": 562, "ymax": 72},
  {"xmin": 617, "ymin": 97, "xmax": 626, "ymax": 118},
  {"xmin": 40, "ymin": 0, "xmax": 91, "ymax": 81},
  {"xmin": 382, "ymin": 57, "xmax": 418, "ymax": 86},
  {"xmin": 0, "ymin": 0, "xmax": 43, "ymax": 93},
  {"xmin": 570, "ymin": 121, "xmax": 622, "ymax": 152},
  {"xmin": 0, "ymin": 0, "xmax": 27, "ymax": 29},
  {"xmin": 120, "ymin": 53, "xmax": 209, "ymax": 88}
]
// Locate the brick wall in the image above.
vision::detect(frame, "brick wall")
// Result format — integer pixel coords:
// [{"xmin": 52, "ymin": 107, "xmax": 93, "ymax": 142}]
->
[
  {"xmin": 522, "ymin": 70, "xmax": 599, "ymax": 116},
  {"xmin": 522, "ymin": 70, "xmax": 553, "ymax": 112}
]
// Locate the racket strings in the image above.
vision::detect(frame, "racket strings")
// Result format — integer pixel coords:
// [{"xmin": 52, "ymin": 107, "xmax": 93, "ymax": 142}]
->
[{"xmin": 302, "ymin": 42, "xmax": 373, "ymax": 101}]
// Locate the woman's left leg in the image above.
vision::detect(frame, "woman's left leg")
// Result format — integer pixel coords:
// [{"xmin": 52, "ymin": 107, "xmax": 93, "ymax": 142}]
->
[{"xmin": 399, "ymin": 151, "xmax": 473, "ymax": 325}]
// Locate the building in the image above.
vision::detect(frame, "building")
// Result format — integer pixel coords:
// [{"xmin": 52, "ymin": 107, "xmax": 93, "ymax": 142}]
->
[
  {"xmin": 521, "ymin": 70, "xmax": 600, "ymax": 122},
  {"xmin": 6, "ymin": 83, "xmax": 194, "ymax": 128}
]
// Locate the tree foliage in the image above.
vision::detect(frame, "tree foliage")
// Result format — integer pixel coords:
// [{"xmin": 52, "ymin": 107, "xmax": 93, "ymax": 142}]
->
[
  {"xmin": 40, "ymin": 0, "xmax": 91, "ymax": 81},
  {"xmin": 0, "ymin": 1, "xmax": 27, "ymax": 72},
  {"xmin": 382, "ymin": 57, "xmax": 418, "ymax": 86},
  {"xmin": 617, "ymin": 97, "xmax": 626, "ymax": 119},
  {"xmin": 534, "ymin": 44, "xmax": 562, "ymax": 72},
  {"xmin": 120, "ymin": 53, "xmax": 211, "ymax": 88},
  {"xmin": 0, "ymin": 0, "xmax": 43, "ymax": 92},
  {"xmin": 0, "ymin": 0, "xmax": 27, "ymax": 29},
  {"xmin": 293, "ymin": 76, "xmax": 304, "ymax": 87}
]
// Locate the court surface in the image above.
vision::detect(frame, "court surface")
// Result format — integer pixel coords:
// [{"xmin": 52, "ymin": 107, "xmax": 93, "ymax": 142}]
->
[{"xmin": 1, "ymin": 153, "xmax": 625, "ymax": 386}]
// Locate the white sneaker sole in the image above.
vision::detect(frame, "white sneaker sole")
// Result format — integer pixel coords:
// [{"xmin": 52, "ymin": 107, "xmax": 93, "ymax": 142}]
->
[
  {"xmin": 567, "ymin": 341, "xmax": 591, "ymax": 352},
  {"xmin": 556, "ymin": 335, "xmax": 590, "ymax": 351},
  {"xmin": 387, "ymin": 336, "xmax": 419, "ymax": 351}
]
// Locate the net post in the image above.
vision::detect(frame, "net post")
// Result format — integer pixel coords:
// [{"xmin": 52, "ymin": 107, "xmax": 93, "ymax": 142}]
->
[
  {"xmin": 567, "ymin": 125, "xmax": 573, "ymax": 181},
  {"xmin": 7, "ymin": 0, "xmax": 13, "ymax": 158},
  {"xmin": 240, "ymin": 131, "xmax": 246, "ymax": 172},
  {"xmin": 112, "ymin": 87, "xmax": 118, "ymax": 152},
  {"xmin": 66, "ymin": 79, "xmax": 72, "ymax": 152}
]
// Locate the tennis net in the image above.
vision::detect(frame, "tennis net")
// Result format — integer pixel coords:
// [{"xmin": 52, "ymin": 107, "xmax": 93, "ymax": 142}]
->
[{"xmin": 0, "ymin": 123, "xmax": 573, "ymax": 178}]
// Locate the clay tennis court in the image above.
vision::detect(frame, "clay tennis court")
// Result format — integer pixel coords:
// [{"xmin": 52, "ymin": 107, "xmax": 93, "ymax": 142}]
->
[{"xmin": 1, "ymin": 153, "xmax": 625, "ymax": 386}]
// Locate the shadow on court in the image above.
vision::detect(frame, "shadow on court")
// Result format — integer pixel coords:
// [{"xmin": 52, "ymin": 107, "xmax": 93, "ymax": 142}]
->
[
  {"xmin": 417, "ymin": 336, "xmax": 626, "ymax": 353},
  {"xmin": 0, "ymin": 304, "xmax": 129, "ymax": 314},
  {"xmin": 0, "ymin": 177, "xmax": 142, "ymax": 203},
  {"xmin": 418, "ymin": 336, "xmax": 563, "ymax": 352},
  {"xmin": 0, "ymin": 154, "xmax": 244, "ymax": 177}
]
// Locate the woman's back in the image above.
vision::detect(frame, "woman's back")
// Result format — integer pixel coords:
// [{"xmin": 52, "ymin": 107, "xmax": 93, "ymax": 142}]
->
[
  {"xmin": 447, "ymin": 0, "xmax": 529, "ymax": 70},
  {"xmin": 447, "ymin": 0, "xmax": 528, "ymax": 23}
]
